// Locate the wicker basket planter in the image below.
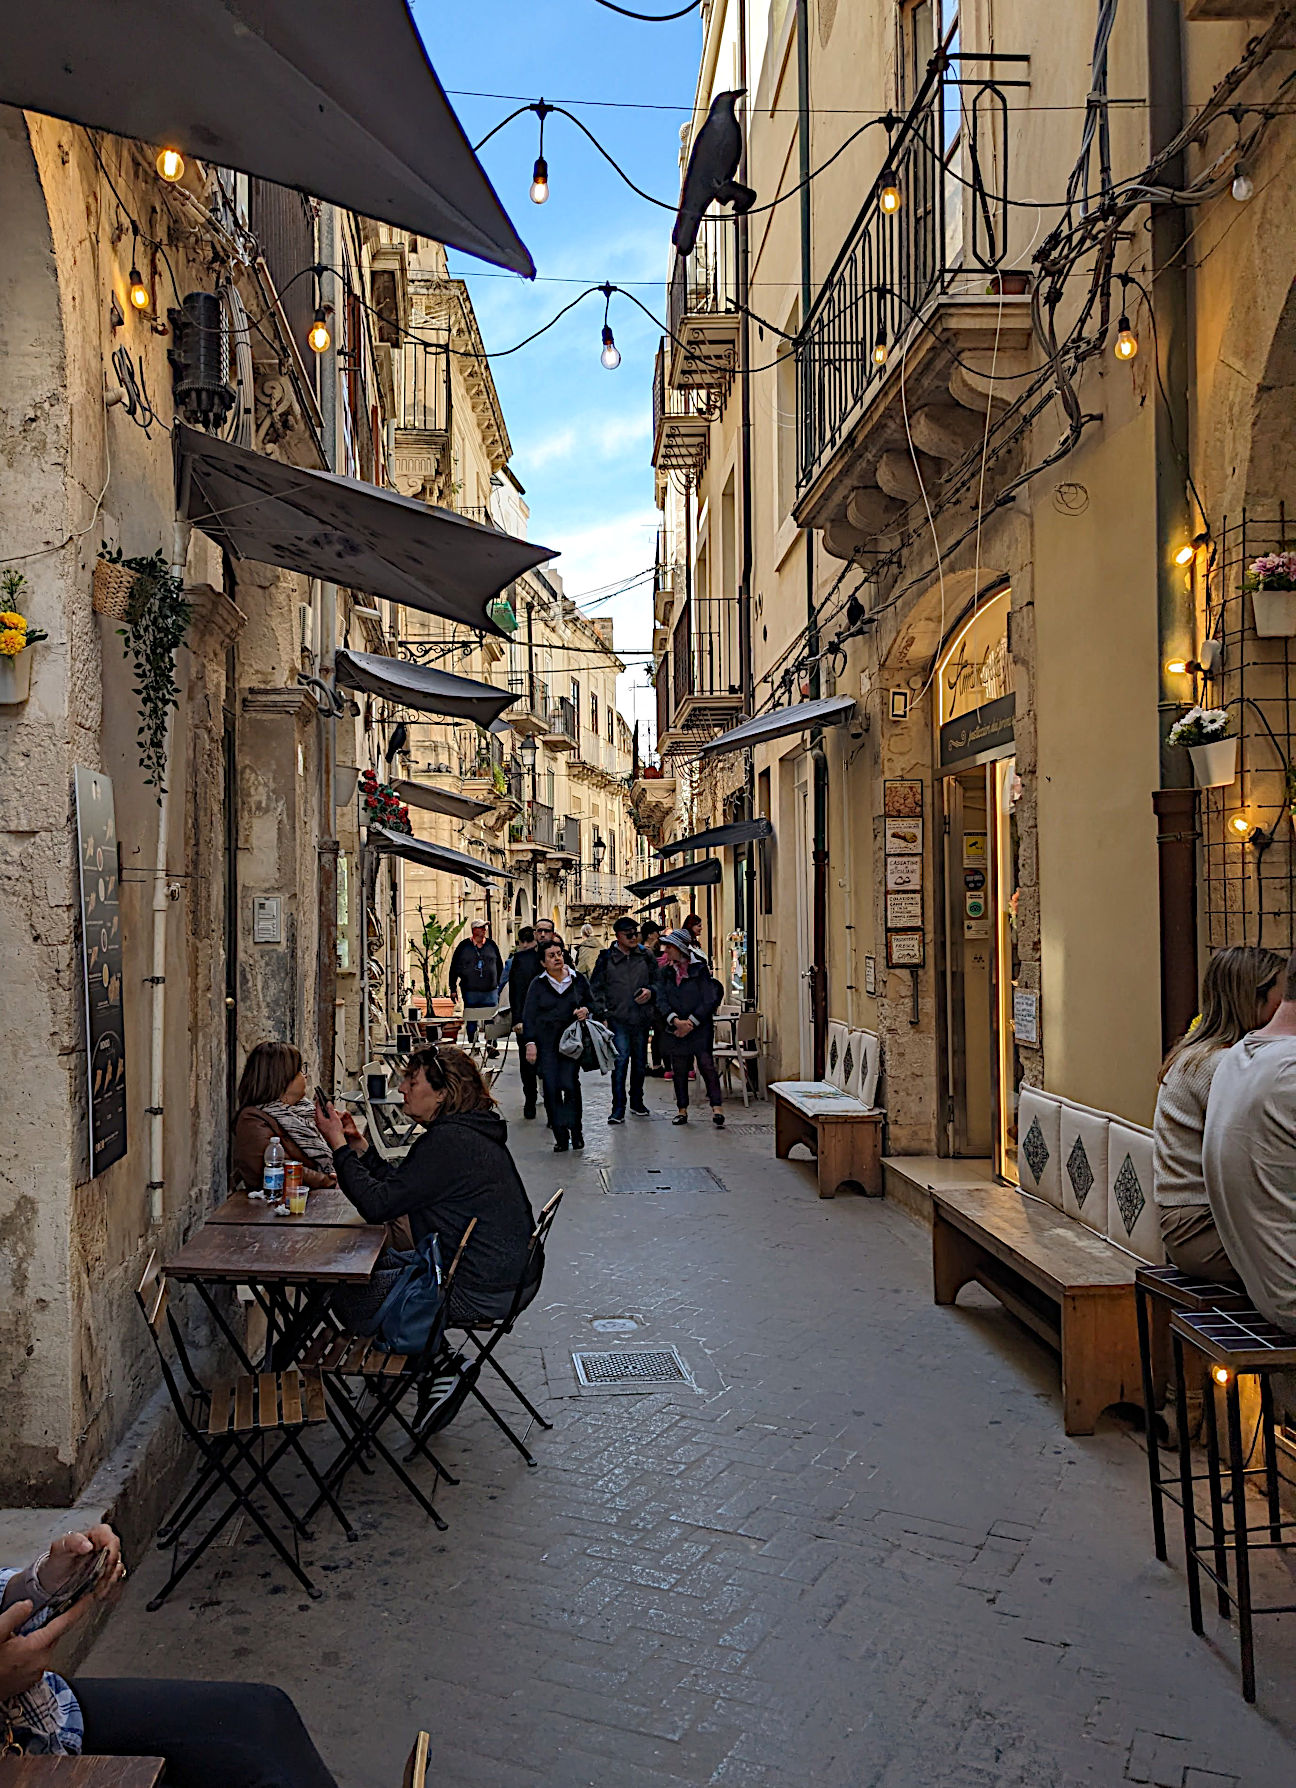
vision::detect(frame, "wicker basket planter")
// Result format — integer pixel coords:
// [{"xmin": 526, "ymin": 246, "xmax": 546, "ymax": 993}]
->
[{"xmin": 92, "ymin": 557, "xmax": 139, "ymax": 620}]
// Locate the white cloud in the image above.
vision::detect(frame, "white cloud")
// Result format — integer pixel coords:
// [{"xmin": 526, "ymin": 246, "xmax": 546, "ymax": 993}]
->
[{"xmin": 523, "ymin": 410, "xmax": 651, "ymax": 470}]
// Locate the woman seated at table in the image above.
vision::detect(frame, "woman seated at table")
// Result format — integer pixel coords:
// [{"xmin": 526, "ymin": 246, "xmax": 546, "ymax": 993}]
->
[
  {"xmin": 315, "ymin": 1045, "xmax": 538, "ymax": 1323},
  {"xmin": 1, "ymin": 1524, "xmax": 338, "ymax": 1784},
  {"xmin": 231, "ymin": 1042, "xmax": 337, "ymax": 1193}
]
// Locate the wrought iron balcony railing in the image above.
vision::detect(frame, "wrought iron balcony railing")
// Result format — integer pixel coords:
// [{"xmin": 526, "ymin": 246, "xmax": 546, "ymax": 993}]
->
[
  {"xmin": 651, "ymin": 339, "xmax": 713, "ymax": 478},
  {"xmin": 667, "ymin": 214, "xmax": 739, "ymax": 392},
  {"xmin": 398, "ymin": 339, "xmax": 450, "ymax": 435}
]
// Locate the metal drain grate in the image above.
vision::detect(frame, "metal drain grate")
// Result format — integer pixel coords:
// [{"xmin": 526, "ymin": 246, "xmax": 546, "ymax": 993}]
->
[
  {"xmin": 572, "ymin": 1347, "xmax": 689, "ymax": 1386},
  {"xmin": 601, "ymin": 1167, "xmax": 728, "ymax": 1195}
]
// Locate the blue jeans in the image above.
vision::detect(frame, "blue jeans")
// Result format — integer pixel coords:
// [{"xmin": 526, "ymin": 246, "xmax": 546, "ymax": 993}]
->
[
  {"xmin": 610, "ymin": 1021, "xmax": 649, "ymax": 1117},
  {"xmin": 461, "ymin": 988, "xmax": 497, "ymax": 1039}
]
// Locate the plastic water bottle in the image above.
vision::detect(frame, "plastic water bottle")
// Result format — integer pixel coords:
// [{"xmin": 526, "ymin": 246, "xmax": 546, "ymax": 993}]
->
[{"xmin": 263, "ymin": 1136, "xmax": 285, "ymax": 1199}]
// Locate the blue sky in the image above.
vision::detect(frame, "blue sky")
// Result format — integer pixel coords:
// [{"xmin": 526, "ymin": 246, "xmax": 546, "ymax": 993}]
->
[{"xmin": 412, "ymin": 0, "xmax": 701, "ymax": 733}]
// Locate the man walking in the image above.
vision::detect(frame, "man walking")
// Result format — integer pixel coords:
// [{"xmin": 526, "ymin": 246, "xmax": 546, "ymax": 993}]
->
[
  {"xmin": 590, "ymin": 917, "xmax": 656, "ymax": 1124},
  {"xmin": 574, "ymin": 922, "xmax": 603, "ymax": 976},
  {"xmin": 506, "ymin": 926, "xmax": 542, "ymax": 1117},
  {"xmin": 1203, "ymin": 948, "xmax": 1296, "ymax": 1332},
  {"xmin": 447, "ymin": 920, "xmax": 503, "ymax": 1041}
]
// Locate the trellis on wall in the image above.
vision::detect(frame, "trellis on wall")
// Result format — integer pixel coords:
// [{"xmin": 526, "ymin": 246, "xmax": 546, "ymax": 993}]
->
[{"xmin": 1201, "ymin": 510, "xmax": 1296, "ymax": 953}]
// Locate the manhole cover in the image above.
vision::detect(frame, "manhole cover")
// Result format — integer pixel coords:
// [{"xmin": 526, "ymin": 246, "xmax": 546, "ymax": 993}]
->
[
  {"xmin": 572, "ymin": 1348, "xmax": 690, "ymax": 1386},
  {"xmin": 600, "ymin": 1167, "xmax": 728, "ymax": 1195},
  {"xmin": 590, "ymin": 1317, "xmax": 640, "ymax": 1334}
]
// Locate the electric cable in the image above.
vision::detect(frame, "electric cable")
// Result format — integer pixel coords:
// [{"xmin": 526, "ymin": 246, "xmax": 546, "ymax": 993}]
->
[{"xmin": 593, "ymin": 0, "xmax": 702, "ymax": 16}]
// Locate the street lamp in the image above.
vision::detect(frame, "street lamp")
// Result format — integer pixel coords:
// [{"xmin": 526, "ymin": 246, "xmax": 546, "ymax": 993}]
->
[
  {"xmin": 518, "ymin": 734, "xmax": 538, "ymax": 774},
  {"xmin": 592, "ymin": 835, "xmax": 607, "ymax": 870}
]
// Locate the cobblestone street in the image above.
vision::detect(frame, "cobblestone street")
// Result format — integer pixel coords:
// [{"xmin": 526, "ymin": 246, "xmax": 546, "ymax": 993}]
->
[{"xmin": 94, "ymin": 1069, "xmax": 1296, "ymax": 1787}]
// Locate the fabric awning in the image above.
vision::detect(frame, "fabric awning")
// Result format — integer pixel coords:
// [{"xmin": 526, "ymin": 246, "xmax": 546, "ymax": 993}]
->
[
  {"xmin": 393, "ymin": 780, "xmax": 494, "ymax": 822},
  {"xmin": 626, "ymin": 858, "xmax": 723, "ymax": 898},
  {"xmin": 336, "ymin": 650, "xmax": 514, "ymax": 726},
  {"xmin": 4, "ymin": 2, "xmax": 533, "ymax": 275},
  {"xmin": 367, "ymin": 824, "xmax": 510, "ymax": 884},
  {"xmin": 657, "ymin": 816, "xmax": 772, "ymax": 858},
  {"xmin": 698, "ymin": 695, "xmax": 857, "ymax": 758},
  {"xmin": 177, "ymin": 426, "xmax": 555, "ymax": 637}
]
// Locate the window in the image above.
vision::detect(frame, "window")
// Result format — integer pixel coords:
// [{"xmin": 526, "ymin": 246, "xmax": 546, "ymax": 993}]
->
[
  {"xmin": 606, "ymin": 705, "xmax": 614, "ymax": 744},
  {"xmin": 589, "ymin": 691, "xmax": 599, "ymax": 734},
  {"xmin": 571, "ymin": 678, "xmax": 580, "ymax": 711}
]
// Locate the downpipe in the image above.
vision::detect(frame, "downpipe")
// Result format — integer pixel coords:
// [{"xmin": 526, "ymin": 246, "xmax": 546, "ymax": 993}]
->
[{"xmin": 148, "ymin": 516, "xmax": 189, "ymax": 1224}]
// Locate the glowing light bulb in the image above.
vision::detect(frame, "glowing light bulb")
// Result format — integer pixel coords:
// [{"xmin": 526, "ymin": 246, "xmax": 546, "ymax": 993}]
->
[
  {"xmin": 871, "ymin": 331, "xmax": 888, "ymax": 367},
  {"xmin": 1232, "ymin": 166, "xmax": 1254, "ymax": 203},
  {"xmin": 879, "ymin": 167, "xmax": 901, "ymax": 215},
  {"xmin": 1229, "ymin": 814, "xmax": 1251, "ymax": 837},
  {"xmin": 1174, "ymin": 541, "xmax": 1197, "ymax": 567},
  {"xmin": 1211, "ymin": 1364, "xmax": 1231, "ymax": 1386},
  {"xmin": 128, "ymin": 266, "xmax": 149, "ymax": 311},
  {"xmin": 600, "ymin": 324, "xmax": 621, "ymax": 371},
  {"xmin": 156, "ymin": 147, "xmax": 185, "ymax": 183},
  {"xmin": 308, "ymin": 308, "xmax": 331, "ymax": 354},
  {"xmin": 1113, "ymin": 315, "xmax": 1138, "ymax": 361},
  {"xmin": 1165, "ymin": 659, "xmax": 1190, "ymax": 677},
  {"xmin": 530, "ymin": 156, "xmax": 549, "ymax": 205}
]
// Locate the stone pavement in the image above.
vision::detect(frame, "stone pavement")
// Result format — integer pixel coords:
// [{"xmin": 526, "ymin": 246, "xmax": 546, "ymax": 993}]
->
[{"xmin": 89, "ymin": 1061, "xmax": 1296, "ymax": 1787}]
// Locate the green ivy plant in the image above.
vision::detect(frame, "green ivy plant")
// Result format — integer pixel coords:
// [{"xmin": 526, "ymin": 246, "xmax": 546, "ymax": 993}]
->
[{"xmin": 103, "ymin": 546, "xmax": 192, "ymax": 797}]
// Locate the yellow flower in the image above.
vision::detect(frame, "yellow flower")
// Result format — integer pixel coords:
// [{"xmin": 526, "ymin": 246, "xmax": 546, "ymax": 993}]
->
[
  {"xmin": 0, "ymin": 628, "xmax": 27, "ymax": 657},
  {"xmin": 0, "ymin": 611, "xmax": 26, "ymax": 630}
]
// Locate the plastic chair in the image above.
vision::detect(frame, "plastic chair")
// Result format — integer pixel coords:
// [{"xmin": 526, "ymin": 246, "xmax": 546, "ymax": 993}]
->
[{"xmin": 714, "ymin": 1011, "xmax": 761, "ymax": 1105}]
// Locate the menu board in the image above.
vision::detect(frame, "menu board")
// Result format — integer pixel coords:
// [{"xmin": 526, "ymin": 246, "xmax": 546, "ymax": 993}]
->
[
  {"xmin": 883, "ymin": 779, "xmax": 925, "ymax": 969},
  {"xmin": 74, "ymin": 767, "xmax": 127, "ymax": 1176}
]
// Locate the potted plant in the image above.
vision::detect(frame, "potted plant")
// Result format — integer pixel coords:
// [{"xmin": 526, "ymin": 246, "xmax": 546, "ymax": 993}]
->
[
  {"xmin": 0, "ymin": 570, "xmax": 48, "ymax": 705},
  {"xmin": 359, "ymin": 767, "xmax": 412, "ymax": 834},
  {"xmin": 106, "ymin": 549, "xmax": 191, "ymax": 796},
  {"xmin": 1246, "ymin": 550, "xmax": 1296, "ymax": 636},
  {"xmin": 1168, "ymin": 705, "xmax": 1236, "ymax": 788}
]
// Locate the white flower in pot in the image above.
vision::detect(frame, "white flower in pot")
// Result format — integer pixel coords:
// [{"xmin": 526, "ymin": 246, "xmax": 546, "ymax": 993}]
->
[
  {"xmin": 1247, "ymin": 550, "xmax": 1296, "ymax": 636},
  {"xmin": 1168, "ymin": 705, "xmax": 1236, "ymax": 788},
  {"xmin": 0, "ymin": 569, "xmax": 48, "ymax": 706}
]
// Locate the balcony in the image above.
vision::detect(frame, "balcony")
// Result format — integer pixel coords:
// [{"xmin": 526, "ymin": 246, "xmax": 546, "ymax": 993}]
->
[
  {"xmin": 567, "ymin": 868, "xmax": 631, "ymax": 915},
  {"xmin": 630, "ymin": 765, "xmax": 677, "ymax": 828},
  {"xmin": 651, "ymin": 339, "xmax": 713, "ymax": 479},
  {"xmin": 654, "ymin": 530, "xmax": 682, "ymax": 627},
  {"xmin": 391, "ymin": 338, "xmax": 451, "ymax": 501},
  {"xmin": 659, "ymin": 595, "xmax": 742, "ymax": 750},
  {"xmin": 667, "ymin": 214, "xmax": 739, "ymax": 394},
  {"xmin": 506, "ymin": 671, "xmax": 549, "ymax": 738},
  {"xmin": 507, "ymin": 800, "xmax": 555, "ymax": 856},
  {"xmin": 541, "ymin": 693, "xmax": 578, "ymax": 752},
  {"xmin": 548, "ymin": 816, "xmax": 581, "ymax": 863},
  {"xmin": 794, "ymin": 57, "xmax": 1032, "ymax": 558}
]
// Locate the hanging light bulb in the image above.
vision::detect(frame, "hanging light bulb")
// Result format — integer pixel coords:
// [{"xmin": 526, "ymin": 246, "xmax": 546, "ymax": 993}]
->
[
  {"xmin": 308, "ymin": 306, "xmax": 331, "ymax": 354},
  {"xmin": 128, "ymin": 264, "xmax": 150, "ymax": 311},
  {"xmin": 156, "ymin": 147, "xmax": 185, "ymax": 183},
  {"xmin": 530, "ymin": 155, "xmax": 550, "ymax": 205},
  {"xmin": 1231, "ymin": 164, "xmax": 1254, "ymax": 203},
  {"xmin": 879, "ymin": 166, "xmax": 902, "ymax": 214},
  {"xmin": 600, "ymin": 323, "xmax": 621, "ymax": 371},
  {"xmin": 1229, "ymin": 813, "xmax": 1252, "ymax": 837},
  {"xmin": 1174, "ymin": 541, "xmax": 1197, "ymax": 567},
  {"xmin": 1113, "ymin": 314, "xmax": 1139, "ymax": 361},
  {"xmin": 871, "ymin": 329, "xmax": 889, "ymax": 367}
]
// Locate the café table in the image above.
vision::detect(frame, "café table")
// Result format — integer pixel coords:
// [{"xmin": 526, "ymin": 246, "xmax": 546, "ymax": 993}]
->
[
  {"xmin": 207, "ymin": 1186, "xmax": 368, "ymax": 1227},
  {"xmin": 0, "ymin": 1764, "xmax": 164, "ymax": 1786}
]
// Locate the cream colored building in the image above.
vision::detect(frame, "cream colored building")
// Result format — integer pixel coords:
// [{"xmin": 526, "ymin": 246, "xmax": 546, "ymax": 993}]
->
[{"xmin": 653, "ymin": 0, "xmax": 1296, "ymax": 1180}]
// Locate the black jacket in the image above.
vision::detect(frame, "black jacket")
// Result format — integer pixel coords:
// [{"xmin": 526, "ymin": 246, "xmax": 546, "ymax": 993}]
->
[
  {"xmin": 521, "ymin": 971, "xmax": 593, "ymax": 1060},
  {"xmin": 447, "ymin": 936, "xmax": 503, "ymax": 998},
  {"xmin": 506, "ymin": 940, "xmax": 570, "ymax": 1017},
  {"xmin": 334, "ymin": 1108, "xmax": 535, "ymax": 1310},
  {"xmin": 655, "ymin": 958, "xmax": 723, "ymax": 1053},
  {"xmin": 590, "ymin": 943, "xmax": 657, "ymax": 1026}
]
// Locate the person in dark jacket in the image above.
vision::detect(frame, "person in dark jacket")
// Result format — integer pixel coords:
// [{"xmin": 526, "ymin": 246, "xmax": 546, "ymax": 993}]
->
[
  {"xmin": 315, "ymin": 1046, "xmax": 537, "ymax": 1322},
  {"xmin": 656, "ymin": 929, "xmax": 725, "ymax": 1126},
  {"xmin": 506, "ymin": 927, "xmax": 541, "ymax": 1116},
  {"xmin": 447, "ymin": 921, "xmax": 504, "ymax": 1041},
  {"xmin": 590, "ymin": 917, "xmax": 656, "ymax": 1123},
  {"xmin": 521, "ymin": 941, "xmax": 592, "ymax": 1152}
]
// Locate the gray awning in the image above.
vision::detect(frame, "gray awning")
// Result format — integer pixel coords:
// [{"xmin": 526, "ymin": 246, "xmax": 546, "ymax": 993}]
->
[
  {"xmin": 626, "ymin": 858, "xmax": 723, "ymax": 898},
  {"xmin": 698, "ymin": 695, "xmax": 857, "ymax": 758},
  {"xmin": 3, "ymin": 2, "xmax": 532, "ymax": 275},
  {"xmin": 177, "ymin": 426, "xmax": 555, "ymax": 637},
  {"xmin": 393, "ymin": 780, "xmax": 494, "ymax": 822},
  {"xmin": 336, "ymin": 650, "xmax": 513, "ymax": 725},
  {"xmin": 367, "ymin": 824, "xmax": 510, "ymax": 884},
  {"xmin": 657, "ymin": 816, "xmax": 772, "ymax": 858}
]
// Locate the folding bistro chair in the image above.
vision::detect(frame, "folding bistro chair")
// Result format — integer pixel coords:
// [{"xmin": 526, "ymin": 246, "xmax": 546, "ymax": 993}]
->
[
  {"xmin": 435, "ymin": 1190, "xmax": 564, "ymax": 1469},
  {"xmin": 298, "ymin": 1221, "xmax": 477, "ymax": 1531},
  {"xmin": 136, "ymin": 1253, "xmax": 353, "ymax": 1610},
  {"xmin": 713, "ymin": 1010, "xmax": 761, "ymax": 1105},
  {"xmin": 360, "ymin": 1059, "xmax": 416, "ymax": 1162}
]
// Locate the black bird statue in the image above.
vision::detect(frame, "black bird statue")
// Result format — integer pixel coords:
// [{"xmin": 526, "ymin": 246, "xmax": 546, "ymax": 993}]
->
[
  {"xmin": 384, "ymin": 721, "xmax": 409, "ymax": 764},
  {"xmin": 672, "ymin": 90, "xmax": 756, "ymax": 258}
]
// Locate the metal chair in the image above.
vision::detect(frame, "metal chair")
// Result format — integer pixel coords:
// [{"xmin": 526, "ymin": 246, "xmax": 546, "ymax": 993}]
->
[
  {"xmin": 714, "ymin": 1010, "xmax": 761, "ymax": 1105},
  {"xmin": 136, "ymin": 1253, "xmax": 353, "ymax": 1610},
  {"xmin": 402, "ymin": 1732, "xmax": 430, "ymax": 1788},
  {"xmin": 360, "ymin": 1059, "xmax": 415, "ymax": 1162}
]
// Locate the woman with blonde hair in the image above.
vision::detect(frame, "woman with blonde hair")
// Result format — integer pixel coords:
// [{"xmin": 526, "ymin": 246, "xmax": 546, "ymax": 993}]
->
[{"xmin": 1154, "ymin": 943, "xmax": 1284, "ymax": 1279}]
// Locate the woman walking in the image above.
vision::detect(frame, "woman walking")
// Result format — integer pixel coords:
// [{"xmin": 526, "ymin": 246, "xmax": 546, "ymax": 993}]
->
[
  {"xmin": 1154, "ymin": 943, "xmax": 1283, "ymax": 1280},
  {"xmin": 522, "ymin": 940, "xmax": 593, "ymax": 1152},
  {"xmin": 655, "ymin": 929, "xmax": 725, "ymax": 1127}
]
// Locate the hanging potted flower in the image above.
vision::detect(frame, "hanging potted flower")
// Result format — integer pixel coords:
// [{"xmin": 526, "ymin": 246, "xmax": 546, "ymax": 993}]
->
[
  {"xmin": 1168, "ymin": 705, "xmax": 1236, "ymax": 788},
  {"xmin": 0, "ymin": 570, "xmax": 48, "ymax": 706},
  {"xmin": 1246, "ymin": 550, "xmax": 1296, "ymax": 636}
]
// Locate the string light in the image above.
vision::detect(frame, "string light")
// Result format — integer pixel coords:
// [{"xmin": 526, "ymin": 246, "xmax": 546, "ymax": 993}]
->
[
  {"xmin": 128, "ymin": 228, "xmax": 149, "ymax": 311},
  {"xmin": 871, "ymin": 329, "xmax": 889, "ymax": 366},
  {"xmin": 1229, "ymin": 814, "xmax": 1251, "ymax": 837},
  {"xmin": 1113, "ymin": 314, "xmax": 1138, "ymax": 360},
  {"xmin": 598, "ymin": 282, "xmax": 621, "ymax": 369},
  {"xmin": 1231, "ymin": 164, "xmax": 1254, "ymax": 201},
  {"xmin": 880, "ymin": 165, "xmax": 901, "ymax": 214},
  {"xmin": 155, "ymin": 147, "xmax": 185, "ymax": 183},
  {"xmin": 1174, "ymin": 532, "xmax": 1209, "ymax": 567},
  {"xmin": 309, "ymin": 307, "xmax": 331, "ymax": 354},
  {"xmin": 530, "ymin": 154, "xmax": 550, "ymax": 204}
]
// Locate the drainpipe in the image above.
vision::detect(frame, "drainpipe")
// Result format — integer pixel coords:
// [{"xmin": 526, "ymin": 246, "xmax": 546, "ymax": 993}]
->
[
  {"xmin": 1147, "ymin": 0, "xmax": 1198, "ymax": 1052},
  {"xmin": 316, "ymin": 204, "xmax": 341, "ymax": 1085},
  {"xmin": 737, "ymin": 0, "xmax": 758, "ymax": 1009}
]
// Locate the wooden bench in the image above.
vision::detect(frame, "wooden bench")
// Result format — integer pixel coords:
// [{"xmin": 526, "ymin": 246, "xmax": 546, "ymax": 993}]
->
[
  {"xmin": 770, "ymin": 1081, "xmax": 884, "ymax": 1198},
  {"xmin": 931, "ymin": 1183, "xmax": 1141, "ymax": 1435}
]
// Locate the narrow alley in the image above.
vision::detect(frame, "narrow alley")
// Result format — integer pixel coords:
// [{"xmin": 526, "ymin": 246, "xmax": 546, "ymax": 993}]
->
[{"xmin": 93, "ymin": 1068, "xmax": 1296, "ymax": 1788}]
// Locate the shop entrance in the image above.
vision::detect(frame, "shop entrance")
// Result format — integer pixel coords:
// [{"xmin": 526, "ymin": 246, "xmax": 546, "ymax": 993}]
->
[{"xmin": 934, "ymin": 590, "xmax": 1021, "ymax": 1179}]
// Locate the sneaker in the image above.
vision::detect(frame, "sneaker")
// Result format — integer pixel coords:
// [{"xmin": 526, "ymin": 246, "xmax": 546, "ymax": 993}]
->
[
  {"xmin": 608, "ymin": 1113, "xmax": 625, "ymax": 1125},
  {"xmin": 553, "ymin": 1137, "xmax": 569, "ymax": 1153},
  {"xmin": 672, "ymin": 1112, "xmax": 689, "ymax": 1125},
  {"xmin": 712, "ymin": 1112, "xmax": 725, "ymax": 1128},
  {"xmin": 629, "ymin": 1104, "xmax": 650, "ymax": 1117},
  {"xmin": 572, "ymin": 1132, "xmax": 585, "ymax": 1150}
]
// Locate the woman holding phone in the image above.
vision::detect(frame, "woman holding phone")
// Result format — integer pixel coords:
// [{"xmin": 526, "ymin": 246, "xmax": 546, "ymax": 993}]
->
[{"xmin": 1, "ymin": 1523, "xmax": 338, "ymax": 1781}]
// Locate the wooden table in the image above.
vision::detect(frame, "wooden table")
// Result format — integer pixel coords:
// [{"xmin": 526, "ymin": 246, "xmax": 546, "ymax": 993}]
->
[
  {"xmin": 168, "ymin": 1222, "xmax": 384, "ymax": 1284},
  {"xmin": 208, "ymin": 1186, "xmax": 367, "ymax": 1227},
  {"xmin": 0, "ymin": 1762, "xmax": 164, "ymax": 1786}
]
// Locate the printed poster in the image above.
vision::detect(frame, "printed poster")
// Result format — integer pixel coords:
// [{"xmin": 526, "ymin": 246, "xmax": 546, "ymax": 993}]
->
[{"xmin": 74, "ymin": 767, "xmax": 127, "ymax": 1176}]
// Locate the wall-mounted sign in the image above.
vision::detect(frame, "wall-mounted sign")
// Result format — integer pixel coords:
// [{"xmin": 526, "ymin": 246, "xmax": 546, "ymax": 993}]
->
[
  {"xmin": 889, "ymin": 690, "xmax": 910, "ymax": 722},
  {"xmin": 253, "ymin": 895, "xmax": 283, "ymax": 944},
  {"xmin": 964, "ymin": 867, "xmax": 986, "ymax": 892},
  {"xmin": 963, "ymin": 832, "xmax": 987, "ymax": 869},
  {"xmin": 74, "ymin": 767, "xmax": 127, "ymax": 1177},
  {"xmin": 938, "ymin": 692, "xmax": 1016, "ymax": 772},
  {"xmin": 884, "ymin": 778, "xmax": 923, "ymax": 818},
  {"xmin": 1013, "ymin": 988, "xmax": 1040, "ymax": 1046},
  {"xmin": 887, "ymin": 930, "xmax": 926, "ymax": 968},
  {"xmin": 865, "ymin": 955, "xmax": 877, "ymax": 996},
  {"xmin": 884, "ymin": 818, "xmax": 923, "ymax": 856},
  {"xmin": 887, "ymin": 891, "xmax": 923, "ymax": 929},
  {"xmin": 885, "ymin": 855, "xmax": 922, "ymax": 892}
]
